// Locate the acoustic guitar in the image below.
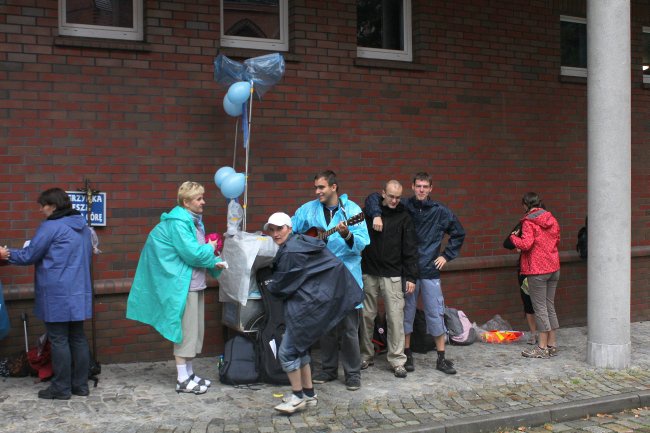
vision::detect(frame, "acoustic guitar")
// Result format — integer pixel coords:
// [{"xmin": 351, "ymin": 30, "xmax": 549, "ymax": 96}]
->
[{"xmin": 304, "ymin": 212, "xmax": 365, "ymax": 240}]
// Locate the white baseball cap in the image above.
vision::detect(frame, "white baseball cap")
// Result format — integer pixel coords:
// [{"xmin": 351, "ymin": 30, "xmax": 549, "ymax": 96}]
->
[{"xmin": 264, "ymin": 212, "xmax": 293, "ymax": 230}]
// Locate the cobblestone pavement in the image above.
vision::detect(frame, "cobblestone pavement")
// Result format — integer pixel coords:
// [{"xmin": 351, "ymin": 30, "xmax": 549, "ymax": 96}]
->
[
  {"xmin": 1, "ymin": 322, "xmax": 649, "ymax": 433},
  {"xmin": 493, "ymin": 406, "xmax": 650, "ymax": 433}
]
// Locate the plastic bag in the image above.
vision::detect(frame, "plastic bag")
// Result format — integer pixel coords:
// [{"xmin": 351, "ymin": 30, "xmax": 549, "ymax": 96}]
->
[
  {"xmin": 226, "ymin": 200, "xmax": 243, "ymax": 235},
  {"xmin": 482, "ymin": 314, "xmax": 512, "ymax": 332},
  {"xmin": 217, "ymin": 231, "xmax": 278, "ymax": 305},
  {"xmin": 214, "ymin": 53, "xmax": 285, "ymax": 99}
]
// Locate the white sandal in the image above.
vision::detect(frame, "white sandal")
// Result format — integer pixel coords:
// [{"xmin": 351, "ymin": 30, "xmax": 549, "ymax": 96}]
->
[{"xmin": 175, "ymin": 378, "xmax": 208, "ymax": 394}]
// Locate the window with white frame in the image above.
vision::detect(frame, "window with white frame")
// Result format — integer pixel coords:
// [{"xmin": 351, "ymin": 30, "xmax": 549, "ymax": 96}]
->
[
  {"xmin": 357, "ymin": 0, "xmax": 412, "ymax": 62},
  {"xmin": 221, "ymin": 0, "xmax": 288, "ymax": 51},
  {"xmin": 560, "ymin": 15, "xmax": 587, "ymax": 77},
  {"xmin": 59, "ymin": 0, "xmax": 143, "ymax": 41},
  {"xmin": 641, "ymin": 27, "xmax": 650, "ymax": 84}
]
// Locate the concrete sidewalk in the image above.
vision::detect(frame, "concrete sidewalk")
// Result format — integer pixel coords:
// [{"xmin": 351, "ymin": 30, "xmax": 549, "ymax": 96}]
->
[{"xmin": 1, "ymin": 322, "xmax": 649, "ymax": 433}]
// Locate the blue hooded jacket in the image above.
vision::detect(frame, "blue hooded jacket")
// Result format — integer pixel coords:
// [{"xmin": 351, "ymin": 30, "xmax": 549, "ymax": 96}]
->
[
  {"xmin": 9, "ymin": 212, "xmax": 92, "ymax": 322},
  {"xmin": 291, "ymin": 194, "xmax": 369, "ymax": 288}
]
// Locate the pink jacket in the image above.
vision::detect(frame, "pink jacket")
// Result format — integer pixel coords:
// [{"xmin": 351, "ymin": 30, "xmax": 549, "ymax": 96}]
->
[{"xmin": 509, "ymin": 208, "xmax": 560, "ymax": 275}]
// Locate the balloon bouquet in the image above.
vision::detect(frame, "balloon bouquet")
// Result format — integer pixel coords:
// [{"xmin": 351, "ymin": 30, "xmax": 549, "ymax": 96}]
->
[{"xmin": 214, "ymin": 53, "xmax": 285, "ymax": 232}]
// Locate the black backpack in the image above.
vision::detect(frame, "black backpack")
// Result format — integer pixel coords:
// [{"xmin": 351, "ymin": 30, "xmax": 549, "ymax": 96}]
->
[
  {"xmin": 409, "ymin": 309, "xmax": 436, "ymax": 353},
  {"xmin": 576, "ymin": 216, "xmax": 588, "ymax": 259},
  {"xmin": 219, "ymin": 334, "xmax": 259, "ymax": 386},
  {"xmin": 255, "ymin": 267, "xmax": 290, "ymax": 385}
]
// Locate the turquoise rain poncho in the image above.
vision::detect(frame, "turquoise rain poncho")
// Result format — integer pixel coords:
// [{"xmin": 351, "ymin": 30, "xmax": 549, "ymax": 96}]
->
[{"xmin": 126, "ymin": 206, "xmax": 222, "ymax": 343}]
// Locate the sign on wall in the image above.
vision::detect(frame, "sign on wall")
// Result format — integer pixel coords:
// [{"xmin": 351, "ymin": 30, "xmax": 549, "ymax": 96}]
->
[{"xmin": 65, "ymin": 191, "xmax": 107, "ymax": 227}]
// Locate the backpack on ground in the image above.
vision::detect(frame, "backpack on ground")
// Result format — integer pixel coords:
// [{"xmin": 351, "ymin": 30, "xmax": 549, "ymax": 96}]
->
[
  {"xmin": 219, "ymin": 334, "xmax": 259, "ymax": 386},
  {"xmin": 409, "ymin": 309, "xmax": 436, "ymax": 353},
  {"xmin": 576, "ymin": 216, "xmax": 587, "ymax": 259},
  {"xmin": 255, "ymin": 267, "xmax": 290, "ymax": 385},
  {"xmin": 444, "ymin": 307, "xmax": 476, "ymax": 346}
]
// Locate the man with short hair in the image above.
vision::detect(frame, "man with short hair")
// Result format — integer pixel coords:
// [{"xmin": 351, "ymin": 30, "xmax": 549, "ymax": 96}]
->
[
  {"xmin": 365, "ymin": 172, "xmax": 465, "ymax": 375},
  {"xmin": 291, "ymin": 170, "xmax": 370, "ymax": 391},
  {"xmin": 265, "ymin": 212, "xmax": 364, "ymax": 413},
  {"xmin": 360, "ymin": 180, "xmax": 418, "ymax": 378}
]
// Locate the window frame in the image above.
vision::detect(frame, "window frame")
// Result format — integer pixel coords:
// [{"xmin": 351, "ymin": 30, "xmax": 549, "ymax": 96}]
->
[
  {"xmin": 560, "ymin": 15, "xmax": 587, "ymax": 78},
  {"xmin": 58, "ymin": 0, "xmax": 144, "ymax": 41},
  {"xmin": 220, "ymin": 0, "xmax": 289, "ymax": 52},
  {"xmin": 643, "ymin": 26, "xmax": 650, "ymax": 84},
  {"xmin": 356, "ymin": 0, "xmax": 413, "ymax": 62}
]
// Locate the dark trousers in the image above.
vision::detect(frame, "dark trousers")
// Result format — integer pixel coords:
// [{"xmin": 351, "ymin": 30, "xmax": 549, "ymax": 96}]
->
[
  {"xmin": 319, "ymin": 309, "xmax": 361, "ymax": 381},
  {"xmin": 45, "ymin": 321, "xmax": 90, "ymax": 395}
]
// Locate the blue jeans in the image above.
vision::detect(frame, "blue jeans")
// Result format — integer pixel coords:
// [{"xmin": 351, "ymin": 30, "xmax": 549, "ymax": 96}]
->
[
  {"xmin": 45, "ymin": 321, "xmax": 90, "ymax": 395},
  {"xmin": 403, "ymin": 279, "xmax": 446, "ymax": 338},
  {"xmin": 278, "ymin": 330, "xmax": 311, "ymax": 373}
]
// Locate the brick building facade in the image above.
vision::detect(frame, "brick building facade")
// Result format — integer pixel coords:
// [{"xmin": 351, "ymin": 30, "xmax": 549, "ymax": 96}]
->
[{"xmin": 1, "ymin": 0, "xmax": 649, "ymax": 363}]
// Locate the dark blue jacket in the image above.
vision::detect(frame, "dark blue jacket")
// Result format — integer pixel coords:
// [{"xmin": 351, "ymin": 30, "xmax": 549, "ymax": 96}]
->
[
  {"xmin": 365, "ymin": 193, "xmax": 465, "ymax": 279},
  {"xmin": 267, "ymin": 233, "xmax": 364, "ymax": 352},
  {"xmin": 9, "ymin": 212, "xmax": 92, "ymax": 322}
]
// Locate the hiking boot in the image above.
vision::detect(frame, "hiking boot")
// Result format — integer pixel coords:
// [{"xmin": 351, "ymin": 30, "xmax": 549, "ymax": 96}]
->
[
  {"xmin": 274, "ymin": 394, "xmax": 306, "ymax": 414},
  {"xmin": 311, "ymin": 371, "xmax": 336, "ymax": 384},
  {"xmin": 345, "ymin": 377, "xmax": 361, "ymax": 391},
  {"xmin": 436, "ymin": 358, "xmax": 456, "ymax": 375},
  {"xmin": 521, "ymin": 345, "xmax": 550, "ymax": 359},
  {"xmin": 360, "ymin": 360, "xmax": 374, "ymax": 370},
  {"xmin": 393, "ymin": 365, "xmax": 407, "ymax": 378},
  {"xmin": 38, "ymin": 387, "xmax": 71, "ymax": 400},
  {"xmin": 404, "ymin": 349, "xmax": 415, "ymax": 372},
  {"xmin": 547, "ymin": 345, "xmax": 558, "ymax": 357},
  {"xmin": 72, "ymin": 387, "xmax": 89, "ymax": 397}
]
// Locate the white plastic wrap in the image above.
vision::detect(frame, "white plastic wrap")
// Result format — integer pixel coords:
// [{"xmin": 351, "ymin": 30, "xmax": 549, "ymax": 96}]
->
[{"xmin": 217, "ymin": 231, "xmax": 278, "ymax": 305}]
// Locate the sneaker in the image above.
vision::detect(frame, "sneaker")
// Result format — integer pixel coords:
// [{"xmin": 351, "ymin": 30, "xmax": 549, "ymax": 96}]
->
[
  {"xmin": 345, "ymin": 377, "xmax": 361, "ymax": 391},
  {"xmin": 311, "ymin": 371, "xmax": 336, "ymax": 384},
  {"xmin": 436, "ymin": 358, "xmax": 457, "ymax": 375},
  {"xmin": 404, "ymin": 349, "xmax": 415, "ymax": 372},
  {"xmin": 72, "ymin": 387, "xmax": 90, "ymax": 397},
  {"xmin": 283, "ymin": 393, "xmax": 318, "ymax": 407},
  {"xmin": 547, "ymin": 345, "xmax": 558, "ymax": 357},
  {"xmin": 521, "ymin": 345, "xmax": 550, "ymax": 359},
  {"xmin": 274, "ymin": 394, "xmax": 306, "ymax": 414},
  {"xmin": 393, "ymin": 365, "xmax": 407, "ymax": 378},
  {"xmin": 360, "ymin": 360, "xmax": 374, "ymax": 370}
]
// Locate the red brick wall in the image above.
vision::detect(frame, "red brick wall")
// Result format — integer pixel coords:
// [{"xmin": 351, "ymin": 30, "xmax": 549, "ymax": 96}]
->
[{"xmin": 1, "ymin": 0, "xmax": 649, "ymax": 363}]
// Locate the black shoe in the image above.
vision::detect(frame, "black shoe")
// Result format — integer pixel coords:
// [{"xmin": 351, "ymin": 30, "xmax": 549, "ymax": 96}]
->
[
  {"xmin": 404, "ymin": 349, "xmax": 415, "ymax": 372},
  {"xmin": 38, "ymin": 387, "xmax": 71, "ymax": 400},
  {"xmin": 312, "ymin": 371, "xmax": 337, "ymax": 384},
  {"xmin": 345, "ymin": 377, "xmax": 361, "ymax": 391},
  {"xmin": 72, "ymin": 387, "xmax": 89, "ymax": 396},
  {"xmin": 436, "ymin": 358, "xmax": 456, "ymax": 375}
]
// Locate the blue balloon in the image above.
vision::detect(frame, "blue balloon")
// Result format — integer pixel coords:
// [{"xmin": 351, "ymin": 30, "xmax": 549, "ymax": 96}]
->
[
  {"xmin": 223, "ymin": 95, "xmax": 242, "ymax": 117},
  {"xmin": 226, "ymin": 81, "xmax": 251, "ymax": 105},
  {"xmin": 220, "ymin": 172, "xmax": 246, "ymax": 199},
  {"xmin": 214, "ymin": 166, "xmax": 236, "ymax": 188}
]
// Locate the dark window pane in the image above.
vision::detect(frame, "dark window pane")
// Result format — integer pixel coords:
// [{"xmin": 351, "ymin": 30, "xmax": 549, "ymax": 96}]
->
[
  {"xmin": 643, "ymin": 32, "xmax": 650, "ymax": 76},
  {"xmin": 357, "ymin": 0, "xmax": 404, "ymax": 50},
  {"xmin": 561, "ymin": 20, "xmax": 587, "ymax": 68},
  {"xmin": 223, "ymin": 0, "xmax": 280, "ymax": 40},
  {"xmin": 66, "ymin": 0, "xmax": 133, "ymax": 28}
]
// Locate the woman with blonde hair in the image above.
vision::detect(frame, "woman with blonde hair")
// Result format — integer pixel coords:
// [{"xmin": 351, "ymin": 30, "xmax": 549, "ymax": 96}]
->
[{"xmin": 127, "ymin": 181, "xmax": 226, "ymax": 394}]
